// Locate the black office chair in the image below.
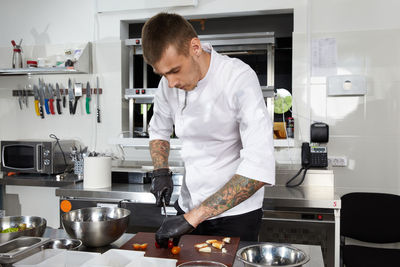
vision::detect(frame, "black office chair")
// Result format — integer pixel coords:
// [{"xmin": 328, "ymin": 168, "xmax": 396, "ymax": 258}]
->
[{"xmin": 340, "ymin": 192, "xmax": 400, "ymax": 267}]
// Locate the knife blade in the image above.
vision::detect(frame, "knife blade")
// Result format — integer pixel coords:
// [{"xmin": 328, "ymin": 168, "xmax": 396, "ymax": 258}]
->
[
  {"xmin": 68, "ymin": 79, "xmax": 74, "ymax": 115},
  {"xmin": 55, "ymin": 83, "xmax": 62, "ymax": 115},
  {"xmin": 33, "ymin": 85, "xmax": 41, "ymax": 116},
  {"xmin": 48, "ymin": 84, "xmax": 55, "ymax": 115},
  {"xmin": 162, "ymin": 198, "xmax": 167, "ymax": 219},
  {"xmin": 86, "ymin": 81, "xmax": 91, "ymax": 114},
  {"xmin": 17, "ymin": 90, "xmax": 22, "ymax": 110}
]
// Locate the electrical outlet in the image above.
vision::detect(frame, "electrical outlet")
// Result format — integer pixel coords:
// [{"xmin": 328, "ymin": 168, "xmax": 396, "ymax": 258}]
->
[{"xmin": 328, "ymin": 156, "xmax": 348, "ymax": 167}]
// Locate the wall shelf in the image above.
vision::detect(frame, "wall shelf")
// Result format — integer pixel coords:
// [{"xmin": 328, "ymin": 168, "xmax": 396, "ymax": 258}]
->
[{"xmin": 0, "ymin": 42, "xmax": 92, "ymax": 76}]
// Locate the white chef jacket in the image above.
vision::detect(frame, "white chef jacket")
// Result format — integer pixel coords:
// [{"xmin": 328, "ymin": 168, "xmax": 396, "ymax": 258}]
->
[{"xmin": 149, "ymin": 43, "xmax": 275, "ymax": 219}]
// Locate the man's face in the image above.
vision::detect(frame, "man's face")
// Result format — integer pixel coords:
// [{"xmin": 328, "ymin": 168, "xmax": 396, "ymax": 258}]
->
[{"xmin": 153, "ymin": 44, "xmax": 201, "ymax": 91}]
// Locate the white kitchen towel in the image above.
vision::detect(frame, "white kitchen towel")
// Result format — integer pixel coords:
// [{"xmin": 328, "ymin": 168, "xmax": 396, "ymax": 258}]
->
[{"xmin": 83, "ymin": 157, "xmax": 111, "ymax": 188}]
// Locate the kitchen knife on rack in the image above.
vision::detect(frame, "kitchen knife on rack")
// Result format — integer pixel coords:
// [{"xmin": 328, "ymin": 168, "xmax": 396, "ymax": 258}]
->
[
  {"xmin": 86, "ymin": 81, "xmax": 91, "ymax": 114},
  {"xmin": 55, "ymin": 83, "xmax": 62, "ymax": 114},
  {"xmin": 44, "ymin": 84, "xmax": 51, "ymax": 115},
  {"xmin": 48, "ymin": 84, "xmax": 55, "ymax": 115},
  {"xmin": 73, "ymin": 83, "xmax": 82, "ymax": 115},
  {"xmin": 96, "ymin": 76, "xmax": 101, "ymax": 123},
  {"xmin": 33, "ymin": 85, "xmax": 41, "ymax": 117},
  {"xmin": 38, "ymin": 86, "xmax": 45, "ymax": 119},
  {"xmin": 68, "ymin": 79, "xmax": 74, "ymax": 115}
]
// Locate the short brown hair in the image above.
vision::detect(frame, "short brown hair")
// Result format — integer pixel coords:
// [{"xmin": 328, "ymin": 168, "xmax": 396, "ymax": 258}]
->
[{"xmin": 141, "ymin": 13, "xmax": 198, "ymax": 65}]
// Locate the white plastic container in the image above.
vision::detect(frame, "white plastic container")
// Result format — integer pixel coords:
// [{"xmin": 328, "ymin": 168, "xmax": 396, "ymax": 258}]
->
[
  {"xmin": 125, "ymin": 256, "xmax": 178, "ymax": 267},
  {"xmin": 81, "ymin": 249, "xmax": 145, "ymax": 267},
  {"xmin": 38, "ymin": 250, "xmax": 100, "ymax": 267},
  {"xmin": 14, "ymin": 249, "xmax": 65, "ymax": 267}
]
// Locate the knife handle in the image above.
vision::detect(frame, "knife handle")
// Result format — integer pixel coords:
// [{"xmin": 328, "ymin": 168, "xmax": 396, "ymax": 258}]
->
[
  {"xmin": 69, "ymin": 100, "xmax": 74, "ymax": 114},
  {"xmin": 86, "ymin": 97, "xmax": 91, "ymax": 114},
  {"xmin": 56, "ymin": 99, "xmax": 62, "ymax": 114},
  {"xmin": 44, "ymin": 99, "xmax": 50, "ymax": 114},
  {"xmin": 72, "ymin": 96, "xmax": 80, "ymax": 115},
  {"xmin": 39, "ymin": 105, "xmax": 45, "ymax": 119},
  {"xmin": 49, "ymin": 99, "xmax": 55, "ymax": 115},
  {"xmin": 34, "ymin": 100, "xmax": 40, "ymax": 116},
  {"xmin": 97, "ymin": 108, "xmax": 101, "ymax": 123}
]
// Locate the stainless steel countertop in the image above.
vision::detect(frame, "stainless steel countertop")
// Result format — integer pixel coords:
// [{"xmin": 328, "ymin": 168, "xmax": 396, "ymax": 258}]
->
[
  {"xmin": 56, "ymin": 183, "xmax": 181, "ymax": 204},
  {"xmin": 56, "ymin": 182, "xmax": 340, "ymax": 210},
  {"xmin": 40, "ymin": 228, "xmax": 324, "ymax": 267}
]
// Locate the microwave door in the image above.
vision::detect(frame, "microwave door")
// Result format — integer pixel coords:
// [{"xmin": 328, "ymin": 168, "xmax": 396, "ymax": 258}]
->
[{"xmin": 2, "ymin": 144, "xmax": 36, "ymax": 171}]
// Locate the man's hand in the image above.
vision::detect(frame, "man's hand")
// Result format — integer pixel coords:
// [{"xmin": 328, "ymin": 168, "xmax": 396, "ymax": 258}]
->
[
  {"xmin": 150, "ymin": 168, "xmax": 173, "ymax": 206},
  {"xmin": 155, "ymin": 215, "xmax": 194, "ymax": 248}
]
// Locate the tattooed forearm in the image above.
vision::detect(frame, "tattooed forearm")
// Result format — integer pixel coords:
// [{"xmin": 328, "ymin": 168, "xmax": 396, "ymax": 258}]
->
[
  {"xmin": 149, "ymin": 140, "xmax": 170, "ymax": 169},
  {"xmin": 200, "ymin": 174, "xmax": 266, "ymax": 219}
]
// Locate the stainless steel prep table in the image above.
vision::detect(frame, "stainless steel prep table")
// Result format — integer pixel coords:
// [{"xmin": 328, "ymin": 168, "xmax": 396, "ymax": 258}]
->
[{"xmin": 33, "ymin": 228, "xmax": 325, "ymax": 267}]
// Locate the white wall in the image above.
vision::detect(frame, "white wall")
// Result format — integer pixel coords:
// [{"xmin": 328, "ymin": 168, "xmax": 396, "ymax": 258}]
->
[{"xmin": 0, "ymin": 0, "xmax": 399, "ymax": 195}]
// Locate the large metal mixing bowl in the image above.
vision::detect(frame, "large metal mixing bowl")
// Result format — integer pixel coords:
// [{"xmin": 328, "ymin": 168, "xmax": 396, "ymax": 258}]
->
[
  {"xmin": 61, "ymin": 207, "xmax": 130, "ymax": 247},
  {"xmin": 0, "ymin": 216, "xmax": 47, "ymax": 244},
  {"xmin": 236, "ymin": 243, "xmax": 310, "ymax": 267}
]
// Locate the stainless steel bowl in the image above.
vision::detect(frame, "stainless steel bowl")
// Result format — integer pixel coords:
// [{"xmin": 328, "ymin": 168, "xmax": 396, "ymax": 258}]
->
[
  {"xmin": 42, "ymin": 238, "xmax": 82, "ymax": 250},
  {"xmin": 0, "ymin": 216, "xmax": 47, "ymax": 244},
  {"xmin": 236, "ymin": 243, "xmax": 310, "ymax": 267},
  {"xmin": 178, "ymin": 260, "xmax": 228, "ymax": 267},
  {"xmin": 61, "ymin": 207, "xmax": 130, "ymax": 247}
]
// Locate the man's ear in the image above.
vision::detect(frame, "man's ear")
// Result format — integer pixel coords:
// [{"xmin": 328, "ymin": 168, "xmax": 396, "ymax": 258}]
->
[{"xmin": 189, "ymin": 37, "xmax": 202, "ymax": 56}]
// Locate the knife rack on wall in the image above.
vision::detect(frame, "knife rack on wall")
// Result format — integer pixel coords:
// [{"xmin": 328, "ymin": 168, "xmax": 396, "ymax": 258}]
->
[{"xmin": 12, "ymin": 88, "xmax": 103, "ymax": 97}]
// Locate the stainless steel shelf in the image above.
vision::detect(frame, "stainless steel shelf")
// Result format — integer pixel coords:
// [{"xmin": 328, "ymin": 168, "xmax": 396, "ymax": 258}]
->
[
  {"xmin": 0, "ymin": 67, "xmax": 87, "ymax": 75},
  {"xmin": 0, "ymin": 42, "xmax": 92, "ymax": 76}
]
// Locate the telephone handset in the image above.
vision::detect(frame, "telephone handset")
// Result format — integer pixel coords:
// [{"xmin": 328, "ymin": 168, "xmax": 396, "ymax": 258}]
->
[{"xmin": 286, "ymin": 142, "xmax": 328, "ymax": 187}]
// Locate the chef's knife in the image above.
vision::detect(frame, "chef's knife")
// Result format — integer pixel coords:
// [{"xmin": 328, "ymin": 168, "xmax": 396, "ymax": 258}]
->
[
  {"xmin": 33, "ymin": 85, "xmax": 41, "ymax": 116},
  {"xmin": 68, "ymin": 79, "xmax": 74, "ymax": 115},
  {"xmin": 44, "ymin": 84, "xmax": 51, "ymax": 115},
  {"xmin": 85, "ymin": 81, "xmax": 91, "ymax": 114},
  {"xmin": 38, "ymin": 86, "xmax": 45, "ymax": 119},
  {"xmin": 62, "ymin": 84, "xmax": 67, "ymax": 108},
  {"xmin": 96, "ymin": 76, "xmax": 101, "ymax": 123},
  {"xmin": 55, "ymin": 83, "xmax": 62, "ymax": 114},
  {"xmin": 48, "ymin": 84, "xmax": 55, "ymax": 115}
]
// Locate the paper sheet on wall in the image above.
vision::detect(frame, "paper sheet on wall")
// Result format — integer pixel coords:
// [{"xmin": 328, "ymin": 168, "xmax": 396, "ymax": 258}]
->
[{"xmin": 311, "ymin": 38, "xmax": 337, "ymax": 77}]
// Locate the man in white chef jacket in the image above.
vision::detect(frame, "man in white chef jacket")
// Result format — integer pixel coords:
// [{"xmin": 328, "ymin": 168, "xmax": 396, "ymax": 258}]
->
[{"xmin": 142, "ymin": 12, "xmax": 275, "ymax": 246}]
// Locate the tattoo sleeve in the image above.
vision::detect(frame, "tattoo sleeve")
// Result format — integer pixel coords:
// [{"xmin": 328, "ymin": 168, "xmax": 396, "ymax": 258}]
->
[
  {"xmin": 149, "ymin": 140, "xmax": 170, "ymax": 169},
  {"xmin": 200, "ymin": 174, "xmax": 266, "ymax": 219}
]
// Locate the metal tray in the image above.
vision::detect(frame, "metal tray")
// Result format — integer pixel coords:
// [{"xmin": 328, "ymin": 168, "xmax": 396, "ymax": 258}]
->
[{"xmin": 0, "ymin": 236, "xmax": 50, "ymax": 264}]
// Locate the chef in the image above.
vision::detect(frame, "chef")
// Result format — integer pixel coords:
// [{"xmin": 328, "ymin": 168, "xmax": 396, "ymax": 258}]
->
[{"xmin": 143, "ymin": 12, "xmax": 275, "ymax": 246}]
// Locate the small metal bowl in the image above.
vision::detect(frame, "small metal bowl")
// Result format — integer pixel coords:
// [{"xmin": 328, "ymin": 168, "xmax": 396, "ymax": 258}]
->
[
  {"xmin": 42, "ymin": 238, "xmax": 82, "ymax": 250},
  {"xmin": 177, "ymin": 260, "xmax": 228, "ymax": 267},
  {"xmin": 236, "ymin": 243, "xmax": 310, "ymax": 267}
]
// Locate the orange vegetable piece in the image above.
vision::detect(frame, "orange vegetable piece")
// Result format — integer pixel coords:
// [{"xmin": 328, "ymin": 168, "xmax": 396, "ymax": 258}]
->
[
  {"xmin": 139, "ymin": 243, "xmax": 148, "ymax": 250},
  {"xmin": 133, "ymin": 243, "xmax": 141, "ymax": 250},
  {"xmin": 171, "ymin": 246, "xmax": 181, "ymax": 255}
]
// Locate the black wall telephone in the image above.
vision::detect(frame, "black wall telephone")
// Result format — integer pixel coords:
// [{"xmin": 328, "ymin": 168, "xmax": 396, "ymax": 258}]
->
[
  {"xmin": 286, "ymin": 142, "xmax": 328, "ymax": 187},
  {"xmin": 301, "ymin": 142, "xmax": 328, "ymax": 168}
]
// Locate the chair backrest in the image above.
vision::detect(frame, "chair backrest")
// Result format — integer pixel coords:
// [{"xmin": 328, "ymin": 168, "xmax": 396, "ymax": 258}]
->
[{"xmin": 340, "ymin": 192, "xmax": 400, "ymax": 243}]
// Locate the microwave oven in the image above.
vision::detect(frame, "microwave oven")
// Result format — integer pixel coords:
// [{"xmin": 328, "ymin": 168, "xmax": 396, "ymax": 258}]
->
[{"xmin": 1, "ymin": 140, "xmax": 76, "ymax": 175}]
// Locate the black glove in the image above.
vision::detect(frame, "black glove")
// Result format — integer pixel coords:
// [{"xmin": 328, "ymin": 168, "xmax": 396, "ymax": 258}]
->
[
  {"xmin": 150, "ymin": 168, "xmax": 173, "ymax": 206},
  {"xmin": 155, "ymin": 215, "xmax": 195, "ymax": 248}
]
